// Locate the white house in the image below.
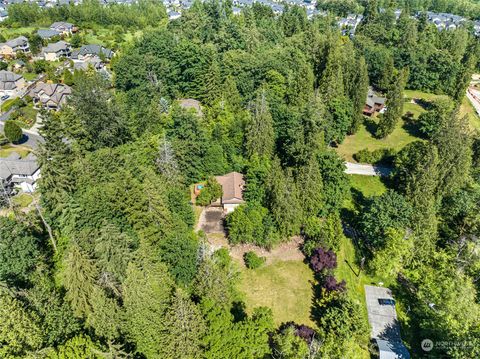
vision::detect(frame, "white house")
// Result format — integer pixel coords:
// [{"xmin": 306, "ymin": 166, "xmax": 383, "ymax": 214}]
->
[{"xmin": 0, "ymin": 153, "xmax": 40, "ymax": 193}]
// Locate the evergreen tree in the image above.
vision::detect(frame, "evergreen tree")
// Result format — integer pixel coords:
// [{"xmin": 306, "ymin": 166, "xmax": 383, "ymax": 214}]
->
[
  {"xmin": 376, "ymin": 68, "xmax": 407, "ymax": 138},
  {"xmin": 161, "ymin": 289, "xmax": 206, "ymax": 359},
  {"xmin": 62, "ymin": 242, "xmax": 98, "ymax": 319},
  {"xmin": 123, "ymin": 250, "xmax": 174, "ymax": 358},
  {"xmin": 245, "ymin": 90, "xmax": 275, "ymax": 159}
]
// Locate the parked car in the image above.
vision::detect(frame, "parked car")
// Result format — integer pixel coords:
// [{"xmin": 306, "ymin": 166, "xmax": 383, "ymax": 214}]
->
[{"xmin": 1, "ymin": 95, "xmax": 9, "ymax": 101}]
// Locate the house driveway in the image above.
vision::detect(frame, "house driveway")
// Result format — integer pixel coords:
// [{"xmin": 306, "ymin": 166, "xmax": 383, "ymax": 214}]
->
[{"xmin": 196, "ymin": 207, "xmax": 224, "ymax": 234}]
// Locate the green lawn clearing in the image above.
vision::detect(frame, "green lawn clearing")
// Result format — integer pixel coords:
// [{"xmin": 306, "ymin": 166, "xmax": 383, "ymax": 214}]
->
[
  {"xmin": 12, "ymin": 193, "xmax": 33, "ymax": 208},
  {"xmin": 23, "ymin": 72, "xmax": 38, "ymax": 81},
  {"xmin": 460, "ymin": 95, "xmax": 480, "ymax": 131},
  {"xmin": 0, "ymin": 26, "xmax": 36, "ymax": 38},
  {"xmin": 349, "ymin": 174, "xmax": 387, "ymax": 198},
  {"xmin": 239, "ymin": 260, "xmax": 315, "ymax": 327},
  {"xmin": 0, "ymin": 144, "xmax": 30, "ymax": 158},
  {"xmin": 336, "ymin": 117, "xmax": 418, "ymax": 162}
]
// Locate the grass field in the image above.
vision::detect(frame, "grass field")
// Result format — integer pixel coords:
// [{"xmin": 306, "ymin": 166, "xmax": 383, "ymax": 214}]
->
[
  {"xmin": 336, "ymin": 117, "xmax": 418, "ymax": 162},
  {"xmin": 337, "ymin": 89, "xmax": 479, "ymax": 162},
  {"xmin": 0, "ymin": 26, "xmax": 36, "ymax": 38},
  {"xmin": 0, "ymin": 144, "xmax": 30, "ymax": 158},
  {"xmin": 12, "ymin": 193, "xmax": 33, "ymax": 208},
  {"xmin": 349, "ymin": 174, "xmax": 387, "ymax": 198},
  {"xmin": 239, "ymin": 260, "xmax": 315, "ymax": 326}
]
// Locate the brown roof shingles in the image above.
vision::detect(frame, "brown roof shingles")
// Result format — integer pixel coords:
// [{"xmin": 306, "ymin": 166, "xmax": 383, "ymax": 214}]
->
[{"xmin": 215, "ymin": 172, "xmax": 245, "ymax": 204}]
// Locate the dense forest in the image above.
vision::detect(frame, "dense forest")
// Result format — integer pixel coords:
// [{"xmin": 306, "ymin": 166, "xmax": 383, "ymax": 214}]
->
[{"xmin": 1, "ymin": 0, "xmax": 480, "ymax": 358}]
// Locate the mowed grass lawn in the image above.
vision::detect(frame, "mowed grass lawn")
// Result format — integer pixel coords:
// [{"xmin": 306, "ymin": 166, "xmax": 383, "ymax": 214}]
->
[
  {"xmin": 239, "ymin": 260, "xmax": 315, "ymax": 327},
  {"xmin": 336, "ymin": 116, "xmax": 418, "ymax": 162},
  {"xmin": 336, "ymin": 89, "xmax": 479, "ymax": 162},
  {"xmin": 349, "ymin": 174, "xmax": 387, "ymax": 198}
]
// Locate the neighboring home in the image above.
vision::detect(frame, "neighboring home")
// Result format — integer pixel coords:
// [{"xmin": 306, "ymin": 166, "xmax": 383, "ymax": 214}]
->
[
  {"xmin": 364, "ymin": 87, "xmax": 386, "ymax": 116},
  {"xmin": 168, "ymin": 10, "xmax": 181, "ymax": 20},
  {"xmin": 50, "ymin": 21, "xmax": 76, "ymax": 36},
  {"xmin": 214, "ymin": 172, "xmax": 245, "ymax": 214},
  {"xmin": 0, "ymin": 36, "xmax": 30, "ymax": 58},
  {"xmin": 0, "ymin": 152, "xmax": 40, "ymax": 193},
  {"xmin": 338, "ymin": 14, "xmax": 364, "ymax": 37},
  {"xmin": 0, "ymin": 70, "xmax": 26, "ymax": 97},
  {"xmin": 365, "ymin": 286, "xmax": 410, "ymax": 359},
  {"xmin": 12, "ymin": 59, "xmax": 25, "ymax": 71},
  {"xmin": 29, "ymin": 82, "xmax": 72, "ymax": 110},
  {"xmin": 178, "ymin": 98, "xmax": 202, "ymax": 116},
  {"xmin": 37, "ymin": 29, "xmax": 61, "ymax": 40},
  {"xmin": 0, "ymin": 9, "xmax": 8, "ymax": 22},
  {"xmin": 42, "ymin": 41, "xmax": 72, "ymax": 61},
  {"xmin": 73, "ymin": 56, "xmax": 104, "ymax": 71},
  {"xmin": 71, "ymin": 44, "xmax": 114, "ymax": 61}
]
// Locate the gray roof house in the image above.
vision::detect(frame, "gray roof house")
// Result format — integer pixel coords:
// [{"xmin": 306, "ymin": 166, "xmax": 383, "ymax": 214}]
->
[
  {"xmin": 364, "ymin": 87, "xmax": 386, "ymax": 116},
  {"xmin": 29, "ymin": 82, "xmax": 72, "ymax": 110},
  {"xmin": 42, "ymin": 41, "xmax": 72, "ymax": 61},
  {"xmin": 71, "ymin": 44, "xmax": 114, "ymax": 60},
  {"xmin": 365, "ymin": 286, "xmax": 410, "ymax": 359},
  {"xmin": 50, "ymin": 21, "xmax": 75, "ymax": 34},
  {"xmin": 0, "ymin": 36, "xmax": 30, "ymax": 56},
  {"xmin": 0, "ymin": 70, "xmax": 25, "ymax": 95},
  {"xmin": 0, "ymin": 152, "xmax": 40, "ymax": 193},
  {"xmin": 37, "ymin": 29, "xmax": 61, "ymax": 40}
]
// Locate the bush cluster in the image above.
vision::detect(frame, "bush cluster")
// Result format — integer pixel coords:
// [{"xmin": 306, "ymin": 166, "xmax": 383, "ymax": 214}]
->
[{"xmin": 244, "ymin": 251, "xmax": 266, "ymax": 269}]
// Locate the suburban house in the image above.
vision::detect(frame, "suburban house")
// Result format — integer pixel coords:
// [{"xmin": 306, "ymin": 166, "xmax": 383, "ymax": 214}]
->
[
  {"xmin": 42, "ymin": 41, "xmax": 72, "ymax": 61},
  {"xmin": 0, "ymin": 152, "xmax": 40, "ymax": 193},
  {"xmin": 0, "ymin": 36, "xmax": 30, "ymax": 58},
  {"xmin": 50, "ymin": 21, "xmax": 76, "ymax": 35},
  {"xmin": 73, "ymin": 56, "xmax": 104, "ymax": 71},
  {"xmin": 365, "ymin": 286, "xmax": 410, "ymax": 359},
  {"xmin": 72, "ymin": 44, "xmax": 114, "ymax": 61},
  {"xmin": 37, "ymin": 29, "xmax": 61, "ymax": 40},
  {"xmin": 214, "ymin": 172, "xmax": 245, "ymax": 214},
  {"xmin": 0, "ymin": 70, "xmax": 26, "ymax": 98},
  {"xmin": 29, "ymin": 82, "xmax": 72, "ymax": 110},
  {"xmin": 363, "ymin": 87, "xmax": 386, "ymax": 116}
]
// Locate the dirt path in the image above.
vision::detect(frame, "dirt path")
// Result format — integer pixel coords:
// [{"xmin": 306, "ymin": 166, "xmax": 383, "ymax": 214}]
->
[{"xmin": 206, "ymin": 232, "xmax": 305, "ymax": 267}]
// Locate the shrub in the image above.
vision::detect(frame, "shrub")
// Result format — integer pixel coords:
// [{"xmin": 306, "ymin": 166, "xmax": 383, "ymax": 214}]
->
[
  {"xmin": 309, "ymin": 247, "xmax": 337, "ymax": 273},
  {"xmin": 353, "ymin": 148, "xmax": 396, "ymax": 165},
  {"xmin": 4, "ymin": 120, "xmax": 22, "ymax": 143},
  {"xmin": 244, "ymin": 251, "xmax": 265, "ymax": 269},
  {"xmin": 196, "ymin": 177, "xmax": 222, "ymax": 206},
  {"xmin": 323, "ymin": 275, "xmax": 346, "ymax": 292}
]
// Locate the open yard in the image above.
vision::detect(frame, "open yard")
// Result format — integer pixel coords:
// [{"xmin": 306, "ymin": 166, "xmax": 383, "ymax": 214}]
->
[
  {"xmin": 337, "ymin": 89, "xmax": 479, "ymax": 162},
  {"xmin": 0, "ymin": 144, "xmax": 31, "ymax": 158},
  {"xmin": 239, "ymin": 260, "xmax": 315, "ymax": 327},
  {"xmin": 336, "ymin": 117, "xmax": 418, "ymax": 162},
  {"xmin": 349, "ymin": 174, "xmax": 387, "ymax": 198}
]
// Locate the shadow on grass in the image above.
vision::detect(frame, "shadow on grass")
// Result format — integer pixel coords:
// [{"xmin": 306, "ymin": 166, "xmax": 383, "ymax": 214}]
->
[{"xmin": 364, "ymin": 117, "xmax": 378, "ymax": 137}]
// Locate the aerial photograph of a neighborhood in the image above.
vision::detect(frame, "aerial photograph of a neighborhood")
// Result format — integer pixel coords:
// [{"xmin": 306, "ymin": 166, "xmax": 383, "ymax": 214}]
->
[{"xmin": 0, "ymin": 0, "xmax": 479, "ymax": 358}]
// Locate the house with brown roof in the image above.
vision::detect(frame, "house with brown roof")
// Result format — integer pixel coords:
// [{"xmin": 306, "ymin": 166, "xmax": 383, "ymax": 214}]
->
[
  {"xmin": 214, "ymin": 171, "xmax": 245, "ymax": 213},
  {"xmin": 29, "ymin": 82, "xmax": 72, "ymax": 110},
  {"xmin": 363, "ymin": 87, "xmax": 386, "ymax": 116}
]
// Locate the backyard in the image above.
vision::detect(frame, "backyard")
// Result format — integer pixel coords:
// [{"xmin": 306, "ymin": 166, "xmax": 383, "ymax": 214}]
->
[
  {"xmin": 239, "ymin": 259, "xmax": 315, "ymax": 327},
  {"xmin": 336, "ymin": 89, "xmax": 480, "ymax": 162}
]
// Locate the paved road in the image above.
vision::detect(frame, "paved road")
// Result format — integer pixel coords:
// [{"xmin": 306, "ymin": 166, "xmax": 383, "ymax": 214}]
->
[
  {"xmin": 345, "ymin": 162, "xmax": 392, "ymax": 177},
  {"xmin": 0, "ymin": 120, "xmax": 43, "ymax": 149},
  {"xmin": 467, "ymin": 88, "xmax": 480, "ymax": 117}
]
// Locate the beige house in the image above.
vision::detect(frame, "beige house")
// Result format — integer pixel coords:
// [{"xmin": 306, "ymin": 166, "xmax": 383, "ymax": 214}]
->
[
  {"xmin": 29, "ymin": 82, "xmax": 72, "ymax": 110},
  {"xmin": 42, "ymin": 41, "xmax": 72, "ymax": 61},
  {"xmin": 214, "ymin": 172, "xmax": 245, "ymax": 213},
  {"xmin": 0, "ymin": 70, "xmax": 26, "ymax": 97},
  {"xmin": 0, "ymin": 36, "xmax": 30, "ymax": 58}
]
